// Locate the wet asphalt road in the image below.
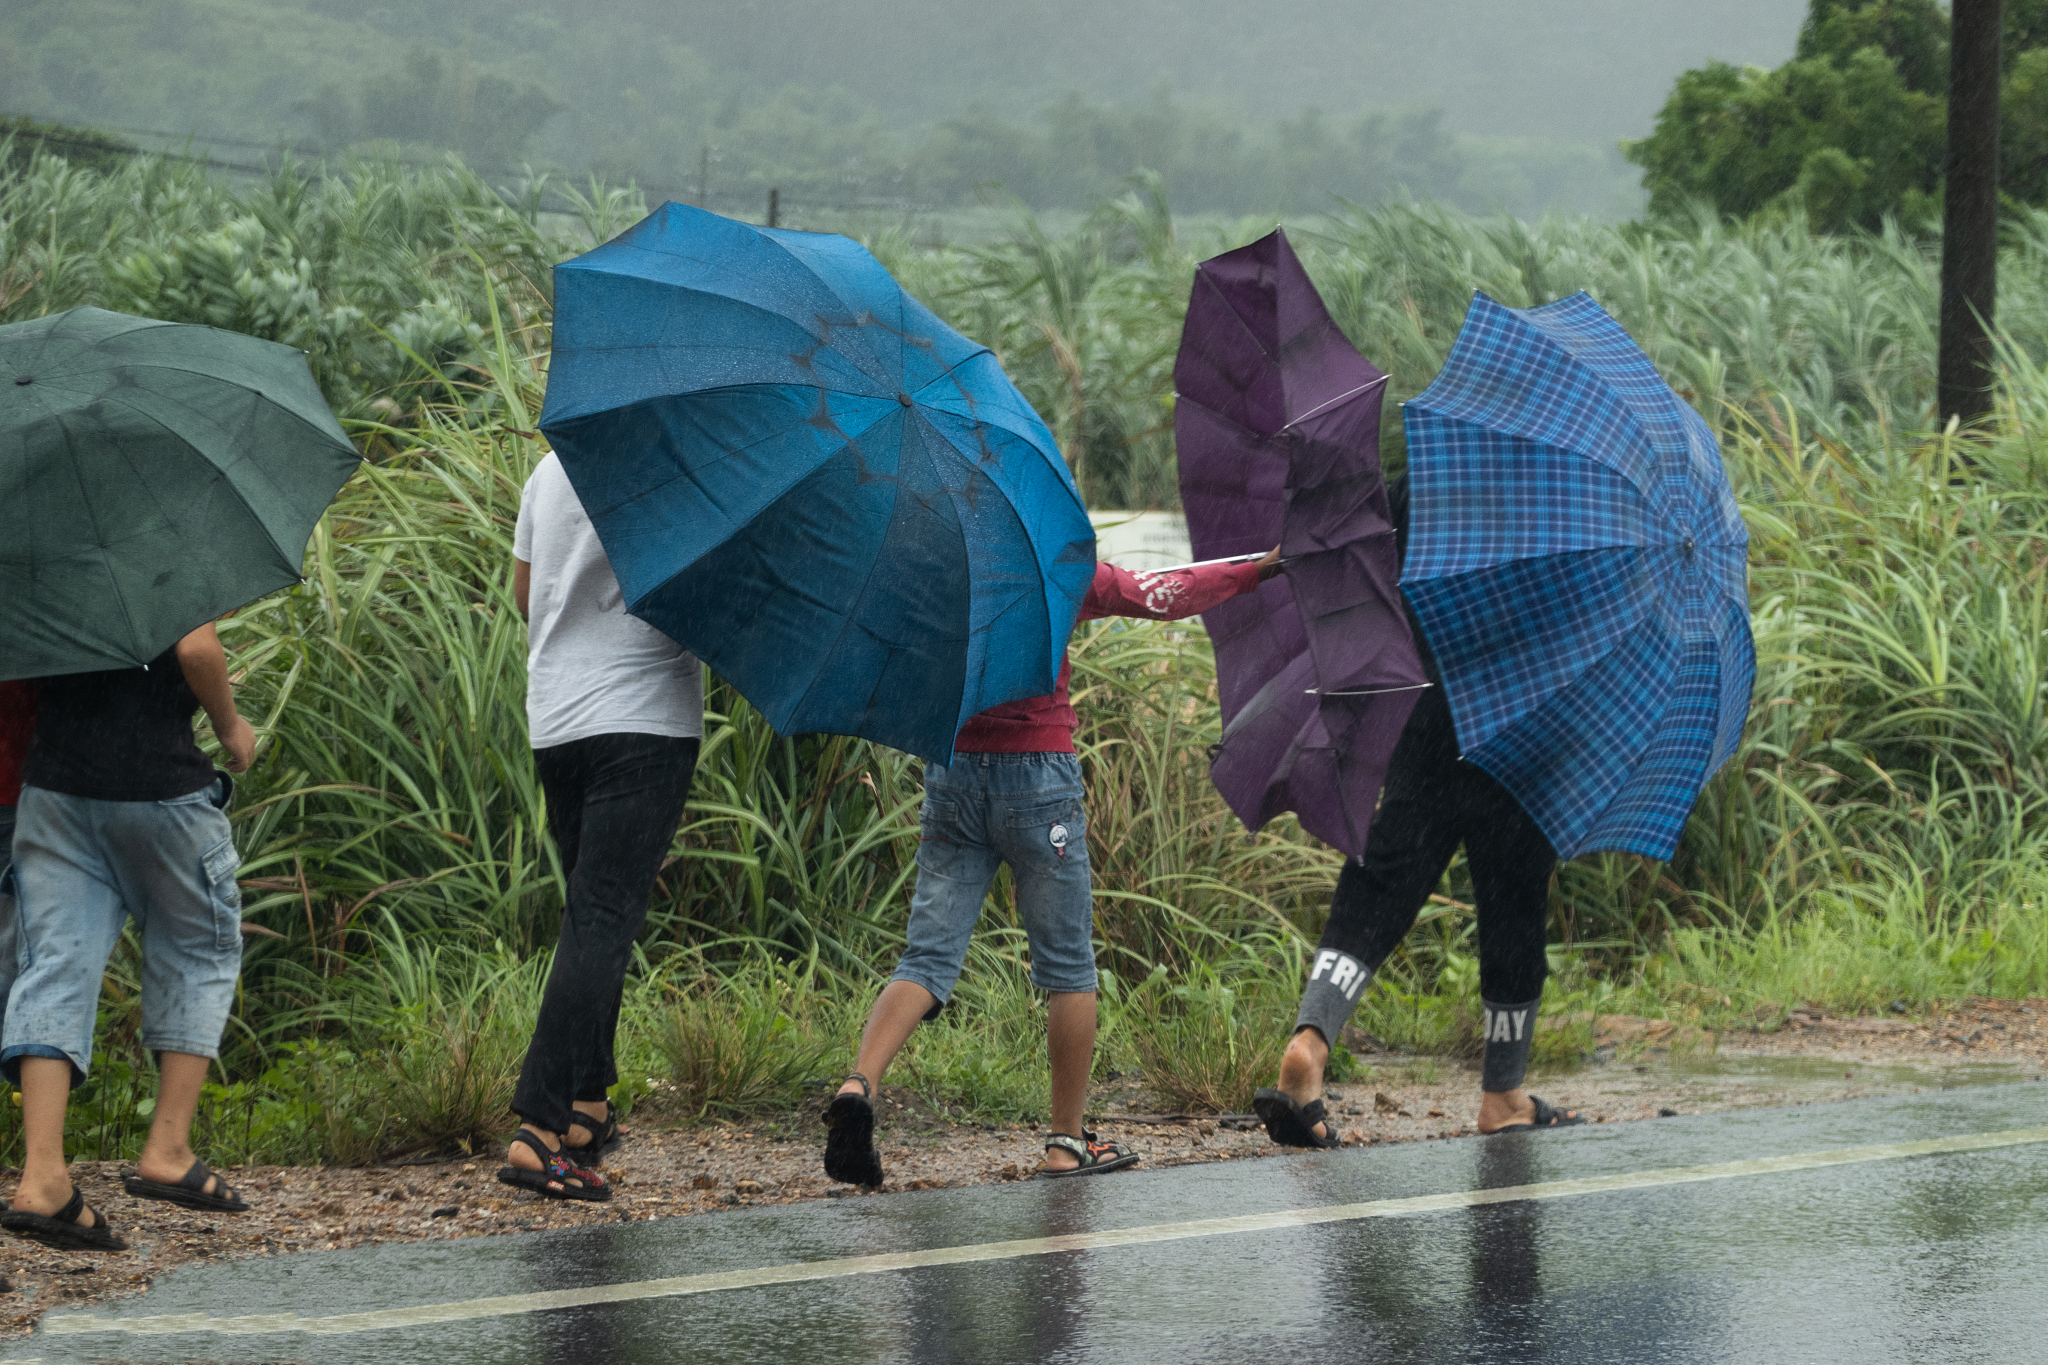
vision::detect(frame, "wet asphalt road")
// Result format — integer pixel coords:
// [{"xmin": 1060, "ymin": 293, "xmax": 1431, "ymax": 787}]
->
[{"xmin": 10, "ymin": 1082, "xmax": 2048, "ymax": 1364}]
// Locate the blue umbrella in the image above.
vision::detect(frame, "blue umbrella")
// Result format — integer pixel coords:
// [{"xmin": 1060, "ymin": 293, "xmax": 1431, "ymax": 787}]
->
[
  {"xmin": 539, "ymin": 203, "xmax": 1096, "ymax": 763},
  {"xmin": 1401, "ymin": 291, "xmax": 1753, "ymax": 861}
]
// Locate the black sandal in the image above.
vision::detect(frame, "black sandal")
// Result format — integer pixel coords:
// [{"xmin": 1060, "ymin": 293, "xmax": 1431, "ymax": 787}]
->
[
  {"xmin": 1491, "ymin": 1095, "xmax": 1586, "ymax": 1133},
  {"xmin": 822, "ymin": 1072, "xmax": 884, "ymax": 1188},
  {"xmin": 123, "ymin": 1158, "xmax": 250, "ymax": 1213},
  {"xmin": 495, "ymin": 1129, "xmax": 612, "ymax": 1202},
  {"xmin": 1039, "ymin": 1130, "xmax": 1140, "ymax": 1178},
  {"xmin": 2, "ymin": 1187, "xmax": 127, "ymax": 1251},
  {"xmin": 563, "ymin": 1099, "xmax": 621, "ymax": 1162},
  {"xmin": 1252, "ymin": 1088, "xmax": 1341, "ymax": 1149}
]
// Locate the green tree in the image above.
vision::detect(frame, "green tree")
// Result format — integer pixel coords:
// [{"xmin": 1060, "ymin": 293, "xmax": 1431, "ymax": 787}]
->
[{"xmin": 1632, "ymin": 0, "xmax": 2048, "ymax": 230}]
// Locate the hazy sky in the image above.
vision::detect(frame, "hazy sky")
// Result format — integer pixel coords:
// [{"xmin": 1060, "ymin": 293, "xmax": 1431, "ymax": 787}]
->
[{"xmin": 635, "ymin": 0, "xmax": 1811, "ymax": 141}]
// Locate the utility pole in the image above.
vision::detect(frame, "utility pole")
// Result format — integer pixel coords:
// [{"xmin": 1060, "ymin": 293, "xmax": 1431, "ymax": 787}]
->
[
  {"xmin": 1938, "ymin": 0, "xmax": 2003, "ymax": 427},
  {"xmin": 768, "ymin": 187, "xmax": 781, "ymax": 229}
]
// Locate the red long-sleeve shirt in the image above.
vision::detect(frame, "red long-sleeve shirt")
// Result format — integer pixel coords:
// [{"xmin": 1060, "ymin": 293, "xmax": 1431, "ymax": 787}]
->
[
  {"xmin": 953, "ymin": 559, "xmax": 1263, "ymax": 754},
  {"xmin": 1, "ymin": 680, "xmax": 36, "ymax": 806}
]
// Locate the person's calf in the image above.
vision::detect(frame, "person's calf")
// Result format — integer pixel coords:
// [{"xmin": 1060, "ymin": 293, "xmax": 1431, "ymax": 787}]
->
[
  {"xmin": 135, "ymin": 1051, "xmax": 222, "ymax": 1194},
  {"xmin": 11, "ymin": 1056, "xmax": 83, "ymax": 1220}
]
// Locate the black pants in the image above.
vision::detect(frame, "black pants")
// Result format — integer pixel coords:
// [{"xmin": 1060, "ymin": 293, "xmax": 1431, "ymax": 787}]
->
[
  {"xmin": 1318, "ymin": 684, "xmax": 1556, "ymax": 1005},
  {"xmin": 513, "ymin": 732, "xmax": 698, "ymax": 1138}
]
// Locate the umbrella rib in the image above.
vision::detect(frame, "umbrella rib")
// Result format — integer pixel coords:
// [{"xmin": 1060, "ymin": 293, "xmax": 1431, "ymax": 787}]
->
[
  {"xmin": 1283, "ymin": 374, "xmax": 1389, "ymax": 431},
  {"xmin": 1307, "ymin": 683, "xmax": 1433, "ymax": 697},
  {"xmin": 747, "ymin": 233, "xmax": 902, "ymax": 389},
  {"xmin": 1170, "ymin": 393, "xmax": 1270, "ymax": 442},
  {"xmin": 52, "ymin": 411, "xmax": 147, "ymax": 665},
  {"xmin": 1193, "ymin": 267, "xmax": 1278, "ymax": 362},
  {"xmin": 91, "ymin": 360, "xmax": 351, "ymax": 452},
  {"xmin": 98, "ymin": 391, "xmax": 307, "ymax": 574}
]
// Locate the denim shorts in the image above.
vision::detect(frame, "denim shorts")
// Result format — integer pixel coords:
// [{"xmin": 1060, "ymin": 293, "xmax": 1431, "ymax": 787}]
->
[
  {"xmin": 892, "ymin": 752, "xmax": 1097, "ymax": 1003},
  {"xmin": 0, "ymin": 805, "xmax": 16, "ymax": 1043},
  {"xmin": 2, "ymin": 780, "xmax": 244, "ymax": 1083}
]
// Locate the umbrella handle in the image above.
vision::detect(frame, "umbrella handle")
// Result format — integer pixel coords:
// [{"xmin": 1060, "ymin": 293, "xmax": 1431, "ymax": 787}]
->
[{"xmin": 1305, "ymin": 683, "xmax": 1434, "ymax": 697}]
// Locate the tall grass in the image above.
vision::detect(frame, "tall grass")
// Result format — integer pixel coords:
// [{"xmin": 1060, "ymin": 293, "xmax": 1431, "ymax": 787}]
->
[{"xmin": 6, "ymin": 145, "xmax": 2048, "ymax": 1149}]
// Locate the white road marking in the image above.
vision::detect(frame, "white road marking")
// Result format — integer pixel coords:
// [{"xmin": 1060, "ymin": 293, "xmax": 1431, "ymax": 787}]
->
[{"xmin": 42, "ymin": 1126, "xmax": 2048, "ymax": 1339}]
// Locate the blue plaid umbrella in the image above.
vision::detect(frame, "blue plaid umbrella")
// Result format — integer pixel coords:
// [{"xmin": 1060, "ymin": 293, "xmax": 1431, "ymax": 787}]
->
[
  {"xmin": 539, "ymin": 203, "xmax": 1095, "ymax": 763},
  {"xmin": 1401, "ymin": 292, "xmax": 1753, "ymax": 861}
]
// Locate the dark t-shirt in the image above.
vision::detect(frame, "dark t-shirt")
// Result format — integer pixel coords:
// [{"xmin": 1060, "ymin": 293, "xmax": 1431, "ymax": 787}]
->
[{"xmin": 22, "ymin": 649, "xmax": 215, "ymax": 802}]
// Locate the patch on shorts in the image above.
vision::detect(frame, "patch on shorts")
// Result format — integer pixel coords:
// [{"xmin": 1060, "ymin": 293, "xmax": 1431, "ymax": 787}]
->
[{"xmin": 1048, "ymin": 822, "xmax": 1069, "ymax": 857}]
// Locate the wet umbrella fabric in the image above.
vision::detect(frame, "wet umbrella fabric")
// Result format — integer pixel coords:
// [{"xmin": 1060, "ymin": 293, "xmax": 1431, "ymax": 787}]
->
[
  {"xmin": 1174, "ymin": 229, "xmax": 1427, "ymax": 857},
  {"xmin": 1401, "ymin": 291, "xmax": 1753, "ymax": 861},
  {"xmin": 0, "ymin": 307, "xmax": 360, "ymax": 681},
  {"xmin": 539, "ymin": 202, "xmax": 1096, "ymax": 764}
]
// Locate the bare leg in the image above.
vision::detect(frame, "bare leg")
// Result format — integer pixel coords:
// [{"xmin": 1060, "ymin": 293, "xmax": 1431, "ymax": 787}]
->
[
  {"xmin": 134, "ymin": 1052, "xmax": 224, "ymax": 1194},
  {"xmin": 10, "ymin": 1057, "xmax": 96, "ymax": 1225},
  {"xmin": 1041, "ymin": 990, "xmax": 1097, "ymax": 1170},
  {"xmin": 836, "ymin": 979, "xmax": 939, "ymax": 1100}
]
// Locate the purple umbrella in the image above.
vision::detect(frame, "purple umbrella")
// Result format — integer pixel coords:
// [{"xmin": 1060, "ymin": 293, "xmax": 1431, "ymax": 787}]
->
[{"xmin": 1174, "ymin": 229, "xmax": 1427, "ymax": 857}]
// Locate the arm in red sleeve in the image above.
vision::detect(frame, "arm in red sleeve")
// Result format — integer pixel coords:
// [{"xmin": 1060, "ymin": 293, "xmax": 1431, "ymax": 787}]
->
[{"xmin": 1076, "ymin": 559, "xmax": 1264, "ymax": 623}]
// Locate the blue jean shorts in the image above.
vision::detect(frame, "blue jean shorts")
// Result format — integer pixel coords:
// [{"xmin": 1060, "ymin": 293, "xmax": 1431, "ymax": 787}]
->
[
  {"xmin": 2, "ymin": 781, "xmax": 244, "ymax": 1083},
  {"xmin": 893, "ymin": 752, "xmax": 1097, "ymax": 1004}
]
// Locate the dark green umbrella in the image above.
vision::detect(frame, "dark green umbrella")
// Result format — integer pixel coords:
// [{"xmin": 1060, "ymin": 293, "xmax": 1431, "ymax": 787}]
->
[{"xmin": 0, "ymin": 307, "xmax": 360, "ymax": 680}]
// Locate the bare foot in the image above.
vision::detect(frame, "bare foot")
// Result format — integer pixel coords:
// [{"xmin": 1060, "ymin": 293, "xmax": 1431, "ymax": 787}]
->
[
  {"xmin": 1276, "ymin": 1027, "xmax": 1332, "ymax": 1141},
  {"xmin": 1476, "ymin": 1087, "xmax": 1579, "ymax": 1134}
]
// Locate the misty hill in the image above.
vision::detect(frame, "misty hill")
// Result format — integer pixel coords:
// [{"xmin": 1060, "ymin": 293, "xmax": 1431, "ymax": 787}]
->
[{"xmin": 3, "ymin": 0, "xmax": 1807, "ymax": 215}]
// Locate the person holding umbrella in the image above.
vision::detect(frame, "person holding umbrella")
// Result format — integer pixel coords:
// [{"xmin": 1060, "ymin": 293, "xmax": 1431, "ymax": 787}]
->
[
  {"xmin": 4, "ymin": 624, "xmax": 258, "ymax": 1247},
  {"xmin": 1254, "ymin": 291, "xmax": 1752, "ymax": 1146},
  {"xmin": 823, "ymin": 547, "xmax": 1282, "ymax": 1186},
  {"xmin": 494, "ymin": 449, "xmax": 705, "ymax": 1203},
  {"xmin": 0, "ymin": 307, "xmax": 361, "ymax": 1249},
  {"xmin": 1252, "ymin": 475, "xmax": 1579, "ymax": 1145}
]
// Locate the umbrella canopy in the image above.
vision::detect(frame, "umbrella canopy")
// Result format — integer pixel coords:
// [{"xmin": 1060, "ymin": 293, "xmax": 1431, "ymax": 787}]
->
[
  {"xmin": 0, "ymin": 307, "xmax": 360, "ymax": 681},
  {"xmin": 539, "ymin": 202, "xmax": 1095, "ymax": 764},
  {"xmin": 1175, "ymin": 229, "xmax": 1427, "ymax": 857},
  {"xmin": 1402, "ymin": 291, "xmax": 1754, "ymax": 861}
]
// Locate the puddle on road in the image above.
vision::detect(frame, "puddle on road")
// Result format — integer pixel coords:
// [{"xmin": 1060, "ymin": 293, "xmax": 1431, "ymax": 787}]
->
[{"xmin": 1558, "ymin": 1047, "xmax": 2048, "ymax": 1119}]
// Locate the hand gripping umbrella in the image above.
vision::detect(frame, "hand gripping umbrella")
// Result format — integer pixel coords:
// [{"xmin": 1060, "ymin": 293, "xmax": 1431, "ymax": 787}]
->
[
  {"xmin": 0, "ymin": 307, "xmax": 360, "ymax": 680},
  {"xmin": 1401, "ymin": 291, "xmax": 1754, "ymax": 861},
  {"xmin": 1174, "ymin": 229, "xmax": 1427, "ymax": 857},
  {"xmin": 539, "ymin": 203, "xmax": 1096, "ymax": 764}
]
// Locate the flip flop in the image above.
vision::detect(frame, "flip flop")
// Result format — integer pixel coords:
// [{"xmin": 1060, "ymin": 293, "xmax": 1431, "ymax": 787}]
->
[
  {"xmin": 1252, "ymin": 1088, "xmax": 1341, "ymax": 1149},
  {"xmin": 123, "ymin": 1158, "xmax": 250, "ymax": 1213},
  {"xmin": 1490, "ymin": 1095, "xmax": 1586, "ymax": 1133},
  {"xmin": 495, "ymin": 1129, "xmax": 611, "ymax": 1202},
  {"xmin": 822, "ymin": 1072, "xmax": 884, "ymax": 1189},
  {"xmin": 1038, "ymin": 1131, "xmax": 1140, "ymax": 1178},
  {"xmin": 2, "ymin": 1187, "xmax": 126, "ymax": 1251}
]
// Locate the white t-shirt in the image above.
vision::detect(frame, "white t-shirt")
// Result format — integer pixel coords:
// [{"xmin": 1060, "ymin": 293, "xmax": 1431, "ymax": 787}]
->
[{"xmin": 514, "ymin": 453, "xmax": 704, "ymax": 749}]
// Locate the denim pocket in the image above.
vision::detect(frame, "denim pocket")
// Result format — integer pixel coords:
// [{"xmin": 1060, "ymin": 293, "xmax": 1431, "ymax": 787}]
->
[
  {"xmin": 1004, "ymin": 794, "xmax": 1085, "ymax": 829},
  {"xmin": 201, "ymin": 837, "xmax": 243, "ymax": 952}
]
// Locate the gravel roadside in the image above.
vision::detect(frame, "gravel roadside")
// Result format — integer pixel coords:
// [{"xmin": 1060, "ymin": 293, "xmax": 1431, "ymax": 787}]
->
[{"xmin": 1, "ymin": 997, "xmax": 2042, "ymax": 1337}]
